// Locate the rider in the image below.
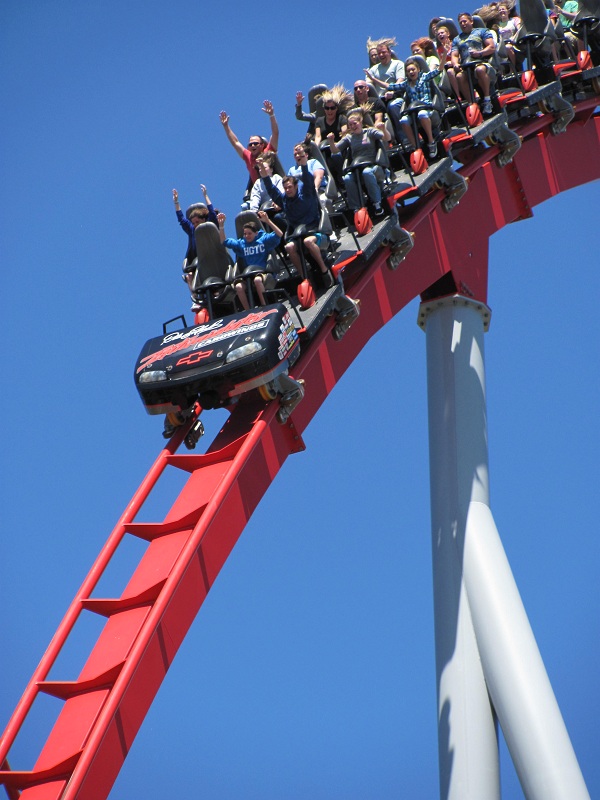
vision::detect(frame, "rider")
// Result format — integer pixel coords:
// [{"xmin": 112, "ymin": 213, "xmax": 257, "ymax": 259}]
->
[
  {"xmin": 451, "ymin": 12, "xmax": 497, "ymax": 115},
  {"xmin": 172, "ymin": 185, "xmax": 219, "ymax": 307},
  {"xmin": 327, "ymin": 109, "xmax": 391, "ymax": 216},
  {"xmin": 219, "ymin": 101, "xmax": 279, "ymax": 189},
  {"xmin": 287, "ymin": 142, "xmax": 327, "ymax": 195},
  {"xmin": 218, "ymin": 210, "xmax": 284, "ymax": 309},
  {"xmin": 259, "ymin": 160, "xmax": 335, "ymax": 288},
  {"xmin": 385, "ymin": 57, "xmax": 442, "ymax": 159}
]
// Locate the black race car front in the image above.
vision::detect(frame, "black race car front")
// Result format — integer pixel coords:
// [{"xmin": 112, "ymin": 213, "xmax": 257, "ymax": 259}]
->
[{"xmin": 134, "ymin": 305, "xmax": 300, "ymax": 414}]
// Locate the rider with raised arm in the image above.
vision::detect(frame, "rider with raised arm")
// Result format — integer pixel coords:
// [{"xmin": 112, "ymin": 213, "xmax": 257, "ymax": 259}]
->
[
  {"xmin": 218, "ymin": 210, "xmax": 284, "ymax": 310},
  {"xmin": 173, "ymin": 186, "xmax": 218, "ymax": 254},
  {"xmin": 172, "ymin": 185, "xmax": 219, "ymax": 303},
  {"xmin": 287, "ymin": 142, "xmax": 327, "ymax": 195},
  {"xmin": 259, "ymin": 159, "xmax": 334, "ymax": 289},
  {"xmin": 248, "ymin": 152, "xmax": 284, "ymax": 213},
  {"xmin": 219, "ymin": 100, "xmax": 279, "ymax": 186},
  {"xmin": 385, "ymin": 57, "xmax": 442, "ymax": 159},
  {"xmin": 294, "ymin": 91, "xmax": 316, "ymax": 138}
]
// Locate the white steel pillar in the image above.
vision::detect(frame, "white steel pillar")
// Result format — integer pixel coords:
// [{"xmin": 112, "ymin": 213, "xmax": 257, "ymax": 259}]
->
[{"xmin": 418, "ymin": 295, "xmax": 589, "ymax": 800}]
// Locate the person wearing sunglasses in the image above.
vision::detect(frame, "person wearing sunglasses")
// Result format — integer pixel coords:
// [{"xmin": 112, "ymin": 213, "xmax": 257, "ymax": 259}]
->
[
  {"xmin": 219, "ymin": 100, "xmax": 279, "ymax": 187},
  {"xmin": 352, "ymin": 81, "xmax": 387, "ymax": 126},
  {"xmin": 313, "ymin": 87, "xmax": 352, "ymax": 146},
  {"xmin": 310, "ymin": 87, "xmax": 353, "ymax": 191}
]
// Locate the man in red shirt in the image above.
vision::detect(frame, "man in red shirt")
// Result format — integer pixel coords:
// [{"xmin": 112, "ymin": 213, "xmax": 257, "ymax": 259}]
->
[{"xmin": 219, "ymin": 101, "xmax": 279, "ymax": 186}]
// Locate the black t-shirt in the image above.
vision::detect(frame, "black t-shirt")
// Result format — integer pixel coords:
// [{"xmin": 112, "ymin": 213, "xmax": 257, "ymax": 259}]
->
[
  {"xmin": 359, "ymin": 98, "xmax": 387, "ymax": 127},
  {"xmin": 315, "ymin": 113, "xmax": 348, "ymax": 142}
]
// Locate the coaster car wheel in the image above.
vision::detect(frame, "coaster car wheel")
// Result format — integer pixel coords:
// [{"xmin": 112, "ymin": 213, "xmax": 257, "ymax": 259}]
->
[
  {"xmin": 166, "ymin": 411, "xmax": 183, "ymax": 429},
  {"xmin": 276, "ymin": 378, "xmax": 305, "ymax": 424},
  {"xmin": 332, "ymin": 296, "xmax": 360, "ymax": 341},
  {"xmin": 258, "ymin": 381, "xmax": 278, "ymax": 401},
  {"xmin": 184, "ymin": 419, "xmax": 205, "ymax": 450},
  {"xmin": 538, "ymin": 99, "xmax": 551, "ymax": 114}
]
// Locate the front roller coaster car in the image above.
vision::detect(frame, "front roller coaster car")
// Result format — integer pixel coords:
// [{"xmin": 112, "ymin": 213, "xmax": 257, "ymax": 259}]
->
[{"xmin": 134, "ymin": 303, "xmax": 301, "ymax": 416}]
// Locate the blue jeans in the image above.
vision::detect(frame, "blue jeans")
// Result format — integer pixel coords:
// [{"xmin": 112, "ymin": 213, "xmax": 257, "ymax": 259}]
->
[
  {"xmin": 343, "ymin": 165, "xmax": 384, "ymax": 210},
  {"xmin": 386, "ymin": 98, "xmax": 409, "ymax": 144}
]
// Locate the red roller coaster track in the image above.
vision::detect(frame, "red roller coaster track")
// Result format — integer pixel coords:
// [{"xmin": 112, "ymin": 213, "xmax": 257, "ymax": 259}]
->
[{"xmin": 1, "ymin": 99, "xmax": 599, "ymax": 800}]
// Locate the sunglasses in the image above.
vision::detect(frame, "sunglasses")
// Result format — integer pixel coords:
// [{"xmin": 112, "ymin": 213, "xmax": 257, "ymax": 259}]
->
[
  {"xmin": 324, "ymin": 105, "xmax": 337, "ymax": 110},
  {"xmin": 191, "ymin": 214, "xmax": 208, "ymax": 220},
  {"xmin": 248, "ymin": 141, "xmax": 262, "ymax": 148}
]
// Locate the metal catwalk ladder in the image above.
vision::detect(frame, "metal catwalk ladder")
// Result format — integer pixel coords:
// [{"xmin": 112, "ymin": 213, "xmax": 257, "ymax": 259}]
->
[{"xmin": 0, "ymin": 399, "xmax": 305, "ymax": 800}]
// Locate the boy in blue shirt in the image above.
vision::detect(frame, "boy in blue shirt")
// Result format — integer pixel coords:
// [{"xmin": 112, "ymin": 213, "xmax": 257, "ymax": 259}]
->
[{"xmin": 218, "ymin": 210, "xmax": 284, "ymax": 309}]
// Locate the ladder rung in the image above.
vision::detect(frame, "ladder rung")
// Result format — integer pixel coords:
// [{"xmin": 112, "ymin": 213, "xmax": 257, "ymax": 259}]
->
[
  {"xmin": 166, "ymin": 436, "xmax": 244, "ymax": 473},
  {"xmin": 81, "ymin": 580, "xmax": 166, "ymax": 616},
  {"xmin": 124, "ymin": 506, "xmax": 205, "ymax": 540},
  {"xmin": 0, "ymin": 752, "xmax": 81, "ymax": 790},
  {"xmin": 37, "ymin": 662, "xmax": 124, "ymax": 699}
]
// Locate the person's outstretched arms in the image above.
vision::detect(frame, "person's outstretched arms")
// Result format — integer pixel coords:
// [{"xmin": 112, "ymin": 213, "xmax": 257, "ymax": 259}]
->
[
  {"xmin": 216, "ymin": 212, "xmax": 227, "ymax": 243},
  {"xmin": 219, "ymin": 111, "xmax": 245, "ymax": 159},
  {"xmin": 262, "ymin": 100, "xmax": 279, "ymax": 151},
  {"xmin": 258, "ymin": 209, "xmax": 284, "ymax": 239}
]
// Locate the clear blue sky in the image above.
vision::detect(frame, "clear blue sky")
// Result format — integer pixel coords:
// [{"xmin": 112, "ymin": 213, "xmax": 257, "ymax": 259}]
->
[{"xmin": 1, "ymin": 2, "xmax": 598, "ymax": 798}]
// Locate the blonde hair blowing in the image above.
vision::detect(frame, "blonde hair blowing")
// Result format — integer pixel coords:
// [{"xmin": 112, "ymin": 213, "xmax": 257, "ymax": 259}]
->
[
  {"xmin": 366, "ymin": 36, "xmax": 398, "ymax": 51},
  {"xmin": 316, "ymin": 84, "xmax": 354, "ymax": 114}
]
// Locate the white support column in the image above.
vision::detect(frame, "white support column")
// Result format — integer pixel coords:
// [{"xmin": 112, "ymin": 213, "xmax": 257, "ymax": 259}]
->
[
  {"xmin": 419, "ymin": 295, "xmax": 589, "ymax": 800},
  {"xmin": 420, "ymin": 295, "xmax": 499, "ymax": 800}
]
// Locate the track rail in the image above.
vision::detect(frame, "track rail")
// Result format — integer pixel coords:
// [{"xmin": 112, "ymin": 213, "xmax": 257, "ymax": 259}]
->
[{"xmin": 1, "ymin": 99, "xmax": 598, "ymax": 800}]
